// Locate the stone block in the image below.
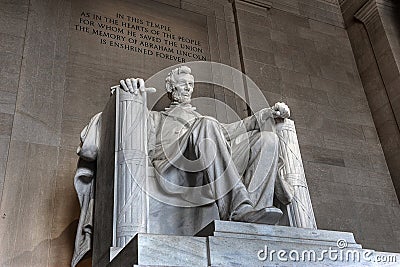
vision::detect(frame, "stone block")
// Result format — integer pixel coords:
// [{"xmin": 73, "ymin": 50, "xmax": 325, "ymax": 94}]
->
[
  {"xmin": 288, "ymin": 34, "xmax": 316, "ymax": 50},
  {"xmin": 280, "ymin": 69, "xmax": 311, "ymax": 87},
  {"xmin": 0, "ymin": 140, "xmax": 59, "ymax": 266},
  {"xmin": 303, "ymin": 161, "xmax": 332, "ymax": 184},
  {"xmin": 323, "ymin": 135, "xmax": 380, "ymax": 156},
  {"xmin": 376, "ymin": 52, "xmax": 399, "ymax": 86},
  {"xmin": 11, "ymin": 112, "xmax": 61, "ymax": 146},
  {"xmin": 245, "ymin": 58, "xmax": 281, "ymax": 80},
  {"xmin": 153, "ymin": 0, "xmax": 181, "ymax": 8},
  {"xmin": 0, "ymin": 33, "xmax": 24, "ymax": 55},
  {"xmin": 313, "ymin": 199, "xmax": 361, "ymax": 233},
  {"xmin": 369, "ymin": 153, "xmax": 390, "ymax": 174},
  {"xmin": 110, "ymin": 234, "xmax": 208, "ymax": 267},
  {"xmin": 355, "ymin": 202, "xmax": 398, "ymax": 243},
  {"xmin": 274, "ymin": 52, "xmax": 294, "ymax": 70},
  {"xmin": 386, "ymin": 76, "xmax": 400, "ymax": 102},
  {"xmin": 9, "ymin": 0, "xmax": 71, "ymax": 146},
  {"xmin": 368, "ymin": 171, "xmax": 396, "ymax": 191},
  {"xmin": 292, "ymin": 52, "xmax": 321, "ymax": 77},
  {"xmin": 0, "ymin": 69, "xmax": 19, "ymax": 94},
  {"xmin": 309, "ymin": 19, "xmax": 342, "ymax": 37},
  {"xmin": 0, "ymin": 2, "xmax": 28, "ymax": 37},
  {"xmin": 225, "ymin": 22, "xmax": 241, "ymax": 68},
  {"xmin": 282, "ymin": 83, "xmax": 328, "ymax": 106},
  {"xmin": 197, "ymin": 220, "xmax": 359, "ymax": 247},
  {"xmin": 0, "ymin": 1, "xmax": 29, "ymax": 19},
  {"xmin": 0, "ymin": 90, "xmax": 16, "ymax": 115},
  {"xmin": 270, "ymin": 0, "xmax": 301, "ymax": 16},
  {"xmin": 320, "ymin": 63, "xmax": 349, "ymax": 83},
  {"xmin": 182, "ymin": 0, "xmax": 226, "ymax": 20},
  {"xmin": 330, "ymin": 166, "xmax": 363, "ymax": 186},
  {"xmin": 335, "ymin": 121, "xmax": 365, "ymax": 141},
  {"xmin": 301, "ymin": 144, "xmax": 345, "ymax": 167},
  {"xmin": 239, "ymin": 23, "xmax": 273, "ymax": 52},
  {"xmin": 362, "ymin": 125, "xmax": 380, "ymax": 144},
  {"xmin": 213, "ymin": 19, "xmax": 235, "ymax": 66},
  {"xmin": 270, "ymin": 8, "xmax": 310, "ymax": 33},
  {"xmin": 296, "ymin": 126, "xmax": 325, "ymax": 147},
  {"xmin": 236, "ymin": 7, "xmax": 270, "ymax": 28},
  {"xmin": 0, "ymin": 136, "xmax": 10, "ymax": 201},
  {"xmin": 0, "ymin": 112, "xmax": 13, "ymax": 136},
  {"xmin": 60, "ymin": 116, "xmax": 87, "ymax": 149},
  {"xmin": 62, "ymin": 76, "xmax": 110, "ymax": 120},
  {"xmin": 242, "ymin": 46, "xmax": 275, "ymax": 65},
  {"xmin": 284, "ymin": 97, "xmax": 320, "ymax": 130},
  {"xmin": 299, "ymin": 2, "xmax": 344, "ymax": 27},
  {"xmin": 270, "ymin": 29, "xmax": 288, "ymax": 44},
  {"xmin": 343, "ymin": 151, "xmax": 374, "ymax": 171},
  {"xmin": 0, "ymin": 51, "xmax": 22, "ymax": 75}
]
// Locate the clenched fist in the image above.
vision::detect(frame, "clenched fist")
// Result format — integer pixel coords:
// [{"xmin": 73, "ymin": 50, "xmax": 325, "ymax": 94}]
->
[{"xmin": 271, "ymin": 102, "xmax": 290, "ymax": 119}]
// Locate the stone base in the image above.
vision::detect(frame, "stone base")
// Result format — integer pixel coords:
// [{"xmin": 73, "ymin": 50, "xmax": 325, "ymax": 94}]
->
[{"xmin": 109, "ymin": 220, "xmax": 400, "ymax": 266}]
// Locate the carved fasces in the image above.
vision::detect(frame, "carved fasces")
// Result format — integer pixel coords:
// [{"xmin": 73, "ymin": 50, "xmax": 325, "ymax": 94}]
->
[
  {"xmin": 113, "ymin": 79, "xmax": 156, "ymax": 248},
  {"xmin": 276, "ymin": 119, "xmax": 317, "ymax": 229}
]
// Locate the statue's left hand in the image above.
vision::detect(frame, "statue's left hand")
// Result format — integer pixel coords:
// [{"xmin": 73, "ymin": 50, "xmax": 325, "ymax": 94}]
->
[{"xmin": 272, "ymin": 102, "xmax": 290, "ymax": 119}]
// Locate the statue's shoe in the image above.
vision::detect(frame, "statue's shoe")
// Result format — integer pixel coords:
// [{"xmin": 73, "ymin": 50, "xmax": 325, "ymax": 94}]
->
[{"xmin": 231, "ymin": 206, "xmax": 283, "ymax": 225}]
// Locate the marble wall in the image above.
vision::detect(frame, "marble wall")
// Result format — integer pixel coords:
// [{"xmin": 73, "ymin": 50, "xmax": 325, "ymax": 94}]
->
[
  {"xmin": 0, "ymin": 0, "xmax": 399, "ymax": 266},
  {"xmin": 235, "ymin": 0, "xmax": 400, "ymax": 253}
]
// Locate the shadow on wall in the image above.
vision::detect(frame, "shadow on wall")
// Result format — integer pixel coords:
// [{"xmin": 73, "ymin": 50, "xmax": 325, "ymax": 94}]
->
[
  {"xmin": 395, "ymin": 2, "xmax": 400, "ymax": 41},
  {"xmin": 1, "ymin": 220, "xmax": 80, "ymax": 266}
]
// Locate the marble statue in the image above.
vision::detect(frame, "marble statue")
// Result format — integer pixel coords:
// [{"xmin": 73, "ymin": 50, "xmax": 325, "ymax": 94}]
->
[{"xmin": 72, "ymin": 66, "xmax": 317, "ymax": 267}]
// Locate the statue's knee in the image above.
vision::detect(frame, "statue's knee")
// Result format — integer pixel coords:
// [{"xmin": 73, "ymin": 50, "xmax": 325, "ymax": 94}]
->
[
  {"xmin": 198, "ymin": 116, "xmax": 220, "ymax": 127},
  {"xmin": 257, "ymin": 131, "xmax": 279, "ymax": 146}
]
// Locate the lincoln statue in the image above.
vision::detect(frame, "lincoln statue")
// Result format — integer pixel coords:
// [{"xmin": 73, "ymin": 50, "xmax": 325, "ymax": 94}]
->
[{"xmin": 71, "ymin": 65, "xmax": 314, "ymax": 266}]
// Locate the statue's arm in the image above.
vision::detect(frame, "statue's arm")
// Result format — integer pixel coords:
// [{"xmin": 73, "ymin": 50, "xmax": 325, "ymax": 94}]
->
[
  {"xmin": 221, "ymin": 102, "xmax": 290, "ymax": 141},
  {"xmin": 221, "ymin": 114, "xmax": 260, "ymax": 141}
]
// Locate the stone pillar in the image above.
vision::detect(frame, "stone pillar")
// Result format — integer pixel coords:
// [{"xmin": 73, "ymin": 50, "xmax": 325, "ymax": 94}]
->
[
  {"xmin": 276, "ymin": 119, "xmax": 317, "ymax": 229},
  {"xmin": 113, "ymin": 87, "xmax": 149, "ymax": 248},
  {"xmin": 354, "ymin": 0, "xmax": 400, "ymax": 198}
]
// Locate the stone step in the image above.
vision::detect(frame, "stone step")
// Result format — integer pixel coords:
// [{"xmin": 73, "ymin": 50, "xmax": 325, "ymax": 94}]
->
[
  {"xmin": 109, "ymin": 221, "xmax": 400, "ymax": 266},
  {"xmin": 108, "ymin": 234, "xmax": 207, "ymax": 267},
  {"xmin": 196, "ymin": 220, "xmax": 361, "ymax": 248}
]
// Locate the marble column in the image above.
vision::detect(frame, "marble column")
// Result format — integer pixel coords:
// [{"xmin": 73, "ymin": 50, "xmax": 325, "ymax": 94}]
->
[
  {"xmin": 276, "ymin": 119, "xmax": 317, "ymax": 229},
  {"xmin": 354, "ymin": 0, "xmax": 400, "ymax": 198}
]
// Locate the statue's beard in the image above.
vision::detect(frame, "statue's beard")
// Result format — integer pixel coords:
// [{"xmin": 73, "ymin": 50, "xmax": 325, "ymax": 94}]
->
[{"xmin": 172, "ymin": 91, "xmax": 191, "ymax": 103}]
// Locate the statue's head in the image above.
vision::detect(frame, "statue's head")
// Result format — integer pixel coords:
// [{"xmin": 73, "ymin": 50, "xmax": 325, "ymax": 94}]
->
[{"xmin": 165, "ymin": 66, "xmax": 194, "ymax": 103}]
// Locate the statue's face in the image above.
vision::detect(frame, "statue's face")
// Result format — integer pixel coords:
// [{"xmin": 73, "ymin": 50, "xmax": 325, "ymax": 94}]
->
[{"xmin": 172, "ymin": 73, "xmax": 194, "ymax": 103}]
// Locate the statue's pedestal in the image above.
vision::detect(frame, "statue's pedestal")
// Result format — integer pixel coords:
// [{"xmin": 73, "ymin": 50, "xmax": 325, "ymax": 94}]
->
[{"xmin": 108, "ymin": 220, "xmax": 399, "ymax": 266}]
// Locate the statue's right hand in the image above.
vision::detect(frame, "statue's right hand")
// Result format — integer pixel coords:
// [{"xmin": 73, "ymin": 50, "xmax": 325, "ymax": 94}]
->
[
  {"xmin": 120, "ymin": 78, "xmax": 144, "ymax": 95},
  {"xmin": 120, "ymin": 78, "xmax": 156, "ymax": 95}
]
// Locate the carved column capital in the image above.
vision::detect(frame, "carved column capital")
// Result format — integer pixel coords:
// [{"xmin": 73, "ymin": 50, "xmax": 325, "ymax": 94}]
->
[
  {"xmin": 232, "ymin": 0, "xmax": 272, "ymax": 10},
  {"xmin": 354, "ymin": 0, "xmax": 396, "ymax": 26},
  {"xmin": 354, "ymin": 0, "xmax": 380, "ymax": 26}
]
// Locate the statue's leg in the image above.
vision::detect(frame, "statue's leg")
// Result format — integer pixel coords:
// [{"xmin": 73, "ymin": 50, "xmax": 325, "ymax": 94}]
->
[
  {"xmin": 187, "ymin": 117, "xmax": 253, "ymax": 220},
  {"xmin": 232, "ymin": 131, "xmax": 280, "ymax": 210}
]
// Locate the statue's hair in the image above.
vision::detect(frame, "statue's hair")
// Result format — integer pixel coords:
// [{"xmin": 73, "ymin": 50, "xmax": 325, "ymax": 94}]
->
[{"xmin": 165, "ymin": 66, "xmax": 193, "ymax": 93}]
